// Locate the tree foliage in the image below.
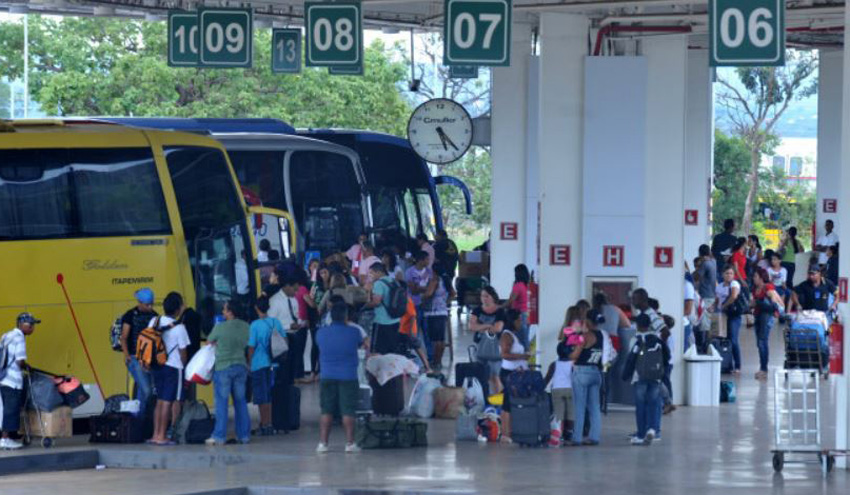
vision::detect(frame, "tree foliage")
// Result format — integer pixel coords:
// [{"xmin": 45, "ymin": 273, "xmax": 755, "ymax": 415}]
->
[
  {"xmin": 716, "ymin": 50, "xmax": 818, "ymax": 234},
  {"xmin": 0, "ymin": 16, "xmax": 411, "ymax": 135}
]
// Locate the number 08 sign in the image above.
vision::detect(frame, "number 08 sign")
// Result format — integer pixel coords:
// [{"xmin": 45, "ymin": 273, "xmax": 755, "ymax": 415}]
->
[
  {"xmin": 710, "ymin": 0, "xmax": 784, "ymax": 67},
  {"xmin": 305, "ymin": 2, "xmax": 362, "ymax": 67}
]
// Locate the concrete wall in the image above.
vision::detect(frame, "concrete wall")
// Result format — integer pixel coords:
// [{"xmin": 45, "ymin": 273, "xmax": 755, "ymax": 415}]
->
[
  {"xmin": 684, "ymin": 46, "xmax": 714, "ymax": 263},
  {"xmin": 818, "ymin": 50, "xmax": 842, "ymax": 236}
]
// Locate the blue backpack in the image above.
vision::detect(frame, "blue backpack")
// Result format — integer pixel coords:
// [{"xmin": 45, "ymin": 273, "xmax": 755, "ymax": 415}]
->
[{"xmin": 506, "ymin": 369, "xmax": 545, "ymax": 399}]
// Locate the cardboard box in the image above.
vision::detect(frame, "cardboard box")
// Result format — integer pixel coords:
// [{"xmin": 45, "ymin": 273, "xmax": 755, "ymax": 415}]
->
[
  {"xmin": 458, "ymin": 251, "xmax": 490, "ymax": 278},
  {"xmin": 21, "ymin": 406, "xmax": 73, "ymax": 438}
]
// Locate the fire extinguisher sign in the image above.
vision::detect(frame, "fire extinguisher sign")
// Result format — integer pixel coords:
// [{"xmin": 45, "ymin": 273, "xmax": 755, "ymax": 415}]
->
[{"xmin": 830, "ymin": 322, "xmax": 843, "ymax": 375}]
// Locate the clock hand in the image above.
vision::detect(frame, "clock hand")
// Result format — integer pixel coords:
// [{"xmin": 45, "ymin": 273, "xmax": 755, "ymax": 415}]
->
[
  {"xmin": 435, "ymin": 127, "xmax": 449, "ymax": 151},
  {"xmin": 442, "ymin": 132, "xmax": 460, "ymax": 151}
]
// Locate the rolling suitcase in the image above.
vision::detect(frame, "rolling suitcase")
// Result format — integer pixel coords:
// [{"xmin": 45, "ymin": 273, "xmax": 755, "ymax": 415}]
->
[
  {"xmin": 369, "ymin": 373, "xmax": 405, "ymax": 416},
  {"xmin": 454, "ymin": 345, "xmax": 490, "ymax": 401},
  {"xmin": 510, "ymin": 393, "xmax": 551, "ymax": 447},
  {"xmin": 272, "ymin": 383, "xmax": 301, "ymax": 432},
  {"xmin": 89, "ymin": 414, "xmax": 147, "ymax": 444},
  {"xmin": 711, "ymin": 338, "xmax": 734, "ymax": 374}
]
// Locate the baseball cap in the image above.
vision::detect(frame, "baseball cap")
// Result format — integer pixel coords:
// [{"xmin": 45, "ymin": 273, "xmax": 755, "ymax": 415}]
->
[
  {"xmin": 135, "ymin": 288, "xmax": 155, "ymax": 305},
  {"xmin": 807, "ymin": 266, "xmax": 821, "ymax": 274},
  {"xmin": 17, "ymin": 312, "xmax": 41, "ymax": 325}
]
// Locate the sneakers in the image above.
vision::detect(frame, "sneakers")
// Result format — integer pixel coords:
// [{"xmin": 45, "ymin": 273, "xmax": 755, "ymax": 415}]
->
[
  {"xmin": 345, "ymin": 443, "xmax": 361, "ymax": 454},
  {"xmin": 644, "ymin": 429, "xmax": 656, "ymax": 446},
  {"xmin": 630, "ymin": 436, "xmax": 646, "ymax": 445},
  {"xmin": 0, "ymin": 438, "xmax": 23, "ymax": 450},
  {"xmin": 316, "ymin": 443, "xmax": 329, "ymax": 454},
  {"xmin": 205, "ymin": 438, "xmax": 224, "ymax": 446}
]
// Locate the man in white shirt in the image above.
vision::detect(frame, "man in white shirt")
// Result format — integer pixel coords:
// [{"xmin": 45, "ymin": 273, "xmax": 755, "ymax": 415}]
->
[
  {"xmin": 269, "ymin": 279, "xmax": 308, "ymax": 382},
  {"xmin": 1, "ymin": 313, "xmax": 38, "ymax": 450},
  {"xmin": 816, "ymin": 220, "xmax": 838, "ymax": 267},
  {"xmin": 148, "ymin": 293, "xmax": 190, "ymax": 446}
]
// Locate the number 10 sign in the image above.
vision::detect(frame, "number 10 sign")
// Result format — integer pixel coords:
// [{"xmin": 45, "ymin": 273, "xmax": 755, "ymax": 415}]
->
[{"xmin": 710, "ymin": 0, "xmax": 784, "ymax": 67}]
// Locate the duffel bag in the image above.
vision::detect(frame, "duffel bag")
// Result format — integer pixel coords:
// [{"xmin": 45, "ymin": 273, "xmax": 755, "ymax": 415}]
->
[
  {"xmin": 27, "ymin": 372, "xmax": 64, "ymax": 412},
  {"xmin": 54, "ymin": 376, "xmax": 91, "ymax": 408},
  {"xmin": 355, "ymin": 417, "xmax": 427, "ymax": 449}
]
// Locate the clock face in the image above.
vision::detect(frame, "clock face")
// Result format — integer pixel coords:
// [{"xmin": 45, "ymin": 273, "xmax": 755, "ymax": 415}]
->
[{"xmin": 407, "ymin": 98, "xmax": 473, "ymax": 164}]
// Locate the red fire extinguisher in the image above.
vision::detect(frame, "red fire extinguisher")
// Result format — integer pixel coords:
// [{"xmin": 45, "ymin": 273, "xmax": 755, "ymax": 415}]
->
[
  {"xmin": 528, "ymin": 278, "xmax": 539, "ymax": 325},
  {"xmin": 830, "ymin": 322, "xmax": 843, "ymax": 375}
]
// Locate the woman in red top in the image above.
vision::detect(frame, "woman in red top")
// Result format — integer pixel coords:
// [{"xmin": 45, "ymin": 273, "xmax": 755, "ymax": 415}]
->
[
  {"xmin": 751, "ymin": 268, "xmax": 785, "ymax": 381},
  {"xmin": 504, "ymin": 264, "xmax": 531, "ymax": 348},
  {"xmin": 729, "ymin": 237, "xmax": 748, "ymax": 282}
]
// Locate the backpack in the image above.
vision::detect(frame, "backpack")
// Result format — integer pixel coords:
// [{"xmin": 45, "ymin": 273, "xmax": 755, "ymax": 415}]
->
[
  {"xmin": 135, "ymin": 317, "xmax": 174, "ymax": 369},
  {"xmin": 635, "ymin": 335, "xmax": 665, "ymax": 381},
  {"xmin": 380, "ymin": 279, "xmax": 408, "ymax": 319},
  {"xmin": 109, "ymin": 316, "xmax": 123, "ymax": 352},
  {"xmin": 173, "ymin": 400, "xmax": 212, "ymax": 444}
]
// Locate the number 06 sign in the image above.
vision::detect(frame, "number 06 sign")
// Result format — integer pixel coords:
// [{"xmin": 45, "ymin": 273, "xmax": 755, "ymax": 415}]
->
[
  {"xmin": 710, "ymin": 0, "xmax": 784, "ymax": 67},
  {"xmin": 444, "ymin": 0, "xmax": 512, "ymax": 66},
  {"xmin": 305, "ymin": 2, "xmax": 362, "ymax": 67}
]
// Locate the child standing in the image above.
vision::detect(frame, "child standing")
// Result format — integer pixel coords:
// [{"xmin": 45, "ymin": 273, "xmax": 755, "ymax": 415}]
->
[
  {"xmin": 622, "ymin": 314, "xmax": 670, "ymax": 446},
  {"xmin": 545, "ymin": 340, "xmax": 574, "ymax": 442}
]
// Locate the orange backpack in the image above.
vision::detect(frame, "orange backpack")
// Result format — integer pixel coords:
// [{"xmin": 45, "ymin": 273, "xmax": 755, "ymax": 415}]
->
[
  {"xmin": 399, "ymin": 297, "xmax": 418, "ymax": 338},
  {"xmin": 135, "ymin": 317, "xmax": 169, "ymax": 368}
]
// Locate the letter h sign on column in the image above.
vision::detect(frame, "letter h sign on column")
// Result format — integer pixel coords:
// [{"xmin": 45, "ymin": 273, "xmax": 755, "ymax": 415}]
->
[{"xmin": 603, "ymin": 246, "xmax": 624, "ymax": 267}]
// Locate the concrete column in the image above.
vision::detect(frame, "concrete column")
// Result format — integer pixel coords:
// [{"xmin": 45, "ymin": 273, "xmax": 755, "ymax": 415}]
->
[
  {"xmin": 836, "ymin": 7, "xmax": 850, "ymax": 466},
  {"xmin": 490, "ymin": 23, "xmax": 532, "ymax": 294},
  {"xmin": 684, "ymin": 44, "xmax": 714, "ymax": 263},
  {"xmin": 524, "ymin": 55, "xmax": 541, "ymax": 275},
  {"xmin": 642, "ymin": 36, "xmax": 688, "ymax": 404},
  {"xmin": 536, "ymin": 13, "xmax": 588, "ymax": 366},
  {"xmin": 817, "ymin": 50, "xmax": 842, "ymax": 233}
]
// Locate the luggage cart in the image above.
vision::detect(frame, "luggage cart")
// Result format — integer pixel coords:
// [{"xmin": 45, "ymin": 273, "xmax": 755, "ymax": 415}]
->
[
  {"xmin": 783, "ymin": 325, "xmax": 829, "ymax": 377},
  {"xmin": 771, "ymin": 369, "xmax": 833, "ymax": 473},
  {"xmin": 21, "ymin": 371, "xmax": 56, "ymax": 449}
]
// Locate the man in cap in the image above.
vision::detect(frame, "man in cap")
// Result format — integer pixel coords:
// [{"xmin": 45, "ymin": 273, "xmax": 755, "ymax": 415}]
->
[
  {"xmin": 0, "ymin": 313, "xmax": 38, "ymax": 450},
  {"xmin": 791, "ymin": 266, "xmax": 839, "ymax": 315},
  {"xmin": 120, "ymin": 288, "xmax": 158, "ymax": 417}
]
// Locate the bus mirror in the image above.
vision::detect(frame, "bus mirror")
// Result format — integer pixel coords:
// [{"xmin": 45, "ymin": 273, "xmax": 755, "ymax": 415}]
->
[{"xmin": 278, "ymin": 216, "xmax": 292, "ymax": 259}]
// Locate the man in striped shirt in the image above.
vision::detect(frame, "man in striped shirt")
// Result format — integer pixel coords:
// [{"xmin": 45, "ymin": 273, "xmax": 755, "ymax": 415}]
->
[{"xmin": 1, "ymin": 313, "xmax": 38, "ymax": 450}]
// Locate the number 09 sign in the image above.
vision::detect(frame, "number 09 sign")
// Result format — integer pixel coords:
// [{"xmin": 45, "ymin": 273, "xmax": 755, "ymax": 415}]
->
[
  {"xmin": 710, "ymin": 0, "xmax": 784, "ymax": 67},
  {"xmin": 305, "ymin": 2, "xmax": 362, "ymax": 67}
]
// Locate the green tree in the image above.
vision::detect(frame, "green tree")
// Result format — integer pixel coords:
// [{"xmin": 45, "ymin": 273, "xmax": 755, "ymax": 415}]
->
[
  {"xmin": 712, "ymin": 129, "xmax": 752, "ymax": 235},
  {"xmin": 0, "ymin": 81, "xmax": 10, "ymax": 118},
  {"xmin": 716, "ymin": 50, "xmax": 818, "ymax": 234},
  {"xmin": 0, "ymin": 16, "xmax": 411, "ymax": 135},
  {"xmin": 436, "ymin": 147, "xmax": 491, "ymax": 239}
]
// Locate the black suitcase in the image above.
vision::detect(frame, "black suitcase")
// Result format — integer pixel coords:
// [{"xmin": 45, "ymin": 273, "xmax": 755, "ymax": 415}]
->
[
  {"xmin": 89, "ymin": 414, "xmax": 147, "ymax": 444},
  {"xmin": 369, "ymin": 374, "xmax": 405, "ymax": 416},
  {"xmin": 455, "ymin": 345, "xmax": 490, "ymax": 400},
  {"xmin": 510, "ymin": 393, "xmax": 551, "ymax": 447},
  {"xmin": 712, "ymin": 338, "xmax": 734, "ymax": 374},
  {"xmin": 271, "ymin": 383, "xmax": 301, "ymax": 432}
]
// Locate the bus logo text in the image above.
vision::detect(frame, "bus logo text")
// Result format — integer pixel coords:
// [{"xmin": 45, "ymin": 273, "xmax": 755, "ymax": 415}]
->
[
  {"xmin": 83, "ymin": 259, "xmax": 129, "ymax": 271},
  {"xmin": 112, "ymin": 277, "xmax": 154, "ymax": 285}
]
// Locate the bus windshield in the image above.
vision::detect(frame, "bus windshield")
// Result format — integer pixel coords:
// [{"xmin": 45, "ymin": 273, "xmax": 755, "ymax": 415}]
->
[
  {"xmin": 164, "ymin": 146, "xmax": 250, "ymax": 332},
  {"xmin": 0, "ymin": 148, "xmax": 171, "ymax": 240}
]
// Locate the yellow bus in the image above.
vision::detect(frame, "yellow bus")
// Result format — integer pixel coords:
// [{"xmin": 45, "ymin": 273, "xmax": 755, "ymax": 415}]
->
[{"xmin": 0, "ymin": 120, "xmax": 293, "ymax": 413}]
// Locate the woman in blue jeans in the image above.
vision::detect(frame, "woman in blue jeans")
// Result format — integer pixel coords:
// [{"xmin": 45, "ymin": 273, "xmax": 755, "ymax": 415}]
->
[
  {"xmin": 206, "ymin": 301, "xmax": 251, "ymax": 445},
  {"xmin": 716, "ymin": 265, "xmax": 743, "ymax": 373},
  {"xmin": 751, "ymin": 268, "xmax": 784, "ymax": 381},
  {"xmin": 569, "ymin": 310, "xmax": 605, "ymax": 446}
]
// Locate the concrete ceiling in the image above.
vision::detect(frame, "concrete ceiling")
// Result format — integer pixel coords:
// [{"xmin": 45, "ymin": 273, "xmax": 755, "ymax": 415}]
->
[{"xmin": 0, "ymin": 0, "xmax": 845, "ymax": 46}]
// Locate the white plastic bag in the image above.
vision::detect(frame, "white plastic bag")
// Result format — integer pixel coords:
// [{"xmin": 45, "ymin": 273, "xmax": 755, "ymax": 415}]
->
[
  {"xmin": 406, "ymin": 374, "xmax": 442, "ymax": 418},
  {"xmin": 463, "ymin": 377, "xmax": 485, "ymax": 415},
  {"xmin": 185, "ymin": 344, "xmax": 215, "ymax": 385}
]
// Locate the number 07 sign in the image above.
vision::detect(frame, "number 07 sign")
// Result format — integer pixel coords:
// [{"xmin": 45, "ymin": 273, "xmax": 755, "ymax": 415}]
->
[
  {"xmin": 444, "ymin": 0, "xmax": 512, "ymax": 66},
  {"xmin": 710, "ymin": 0, "xmax": 784, "ymax": 67}
]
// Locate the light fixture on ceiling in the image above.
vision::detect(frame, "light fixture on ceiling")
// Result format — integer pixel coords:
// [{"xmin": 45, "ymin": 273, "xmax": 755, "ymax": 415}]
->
[
  {"xmin": 94, "ymin": 5, "xmax": 116, "ymax": 16},
  {"xmin": 382, "ymin": 26, "xmax": 401, "ymax": 34}
]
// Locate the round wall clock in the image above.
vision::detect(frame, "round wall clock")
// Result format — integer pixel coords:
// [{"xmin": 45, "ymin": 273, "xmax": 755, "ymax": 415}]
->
[{"xmin": 407, "ymin": 98, "xmax": 473, "ymax": 164}]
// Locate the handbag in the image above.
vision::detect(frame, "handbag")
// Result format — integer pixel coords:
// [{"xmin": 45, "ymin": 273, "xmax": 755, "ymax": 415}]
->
[{"xmin": 475, "ymin": 331, "xmax": 501, "ymax": 362}]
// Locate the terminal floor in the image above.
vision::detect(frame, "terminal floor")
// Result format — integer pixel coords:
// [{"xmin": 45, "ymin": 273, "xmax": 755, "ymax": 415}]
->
[{"xmin": 2, "ymin": 317, "xmax": 848, "ymax": 495}]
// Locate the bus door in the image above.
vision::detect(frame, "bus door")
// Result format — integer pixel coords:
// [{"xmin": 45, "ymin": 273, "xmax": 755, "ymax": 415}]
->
[{"xmin": 246, "ymin": 206, "xmax": 295, "ymax": 288}]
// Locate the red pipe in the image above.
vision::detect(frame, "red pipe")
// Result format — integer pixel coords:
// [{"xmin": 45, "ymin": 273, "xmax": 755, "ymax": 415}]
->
[{"xmin": 593, "ymin": 25, "xmax": 693, "ymax": 56}]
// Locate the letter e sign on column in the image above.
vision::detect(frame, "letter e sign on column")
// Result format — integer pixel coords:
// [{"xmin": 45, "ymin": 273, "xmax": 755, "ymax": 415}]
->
[
  {"xmin": 500, "ymin": 222, "xmax": 518, "ymax": 240},
  {"xmin": 550, "ymin": 245, "xmax": 570, "ymax": 266},
  {"xmin": 654, "ymin": 246, "xmax": 674, "ymax": 268}
]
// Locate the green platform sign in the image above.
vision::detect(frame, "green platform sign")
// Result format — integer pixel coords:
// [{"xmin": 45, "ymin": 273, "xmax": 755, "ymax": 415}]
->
[
  {"xmin": 444, "ymin": 0, "xmax": 511, "ymax": 66},
  {"xmin": 198, "ymin": 8, "xmax": 253, "ymax": 68},
  {"xmin": 305, "ymin": 2, "xmax": 362, "ymax": 67},
  {"xmin": 329, "ymin": 64, "xmax": 363, "ymax": 76},
  {"xmin": 449, "ymin": 65, "xmax": 479, "ymax": 79},
  {"xmin": 168, "ymin": 11, "xmax": 199, "ymax": 67},
  {"xmin": 272, "ymin": 29, "xmax": 302, "ymax": 74},
  {"xmin": 710, "ymin": 0, "xmax": 784, "ymax": 67}
]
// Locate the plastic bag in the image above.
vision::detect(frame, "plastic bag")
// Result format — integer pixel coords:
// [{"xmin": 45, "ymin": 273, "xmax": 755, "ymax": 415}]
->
[
  {"xmin": 185, "ymin": 344, "xmax": 215, "ymax": 385},
  {"xmin": 406, "ymin": 374, "xmax": 441, "ymax": 418},
  {"xmin": 549, "ymin": 418, "xmax": 562, "ymax": 447},
  {"xmin": 463, "ymin": 377, "xmax": 485, "ymax": 415}
]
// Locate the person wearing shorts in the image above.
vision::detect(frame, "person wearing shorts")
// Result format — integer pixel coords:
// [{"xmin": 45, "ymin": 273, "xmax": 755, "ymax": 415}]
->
[
  {"xmin": 148, "ymin": 292, "xmax": 190, "ymax": 446},
  {"xmin": 248, "ymin": 295, "xmax": 285, "ymax": 436},
  {"xmin": 545, "ymin": 341, "xmax": 575, "ymax": 440},
  {"xmin": 424, "ymin": 277, "xmax": 449, "ymax": 371},
  {"xmin": 315, "ymin": 296, "xmax": 367, "ymax": 453}
]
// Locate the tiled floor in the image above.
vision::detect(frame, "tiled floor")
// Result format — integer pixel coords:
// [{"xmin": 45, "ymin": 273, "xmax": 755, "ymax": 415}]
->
[{"xmin": 1, "ymin": 316, "xmax": 847, "ymax": 495}]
